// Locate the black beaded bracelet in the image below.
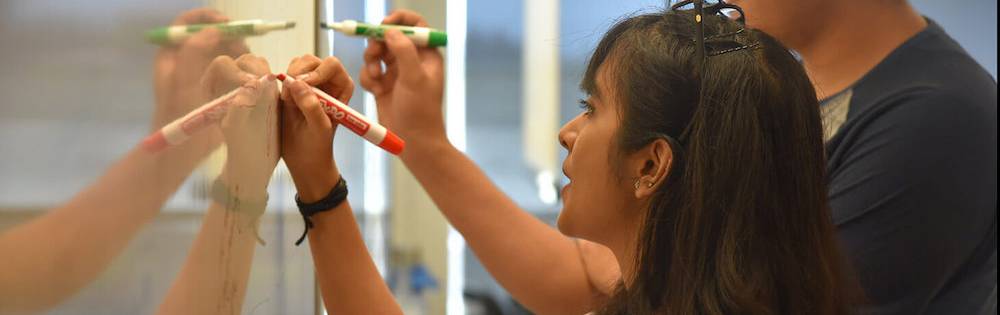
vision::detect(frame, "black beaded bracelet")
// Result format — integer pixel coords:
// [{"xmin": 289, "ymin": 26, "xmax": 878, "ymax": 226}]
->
[{"xmin": 294, "ymin": 177, "xmax": 348, "ymax": 246}]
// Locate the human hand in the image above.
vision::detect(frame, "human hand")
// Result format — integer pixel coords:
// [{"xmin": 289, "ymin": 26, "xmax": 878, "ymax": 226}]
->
[
  {"xmin": 152, "ymin": 8, "xmax": 250, "ymax": 132},
  {"xmin": 358, "ymin": 10, "xmax": 447, "ymax": 154},
  {"xmin": 201, "ymin": 54, "xmax": 280, "ymax": 194},
  {"xmin": 281, "ymin": 55, "xmax": 354, "ymax": 202}
]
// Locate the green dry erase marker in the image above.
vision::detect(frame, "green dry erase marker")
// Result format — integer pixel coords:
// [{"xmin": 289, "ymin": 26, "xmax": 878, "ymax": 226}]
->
[
  {"xmin": 320, "ymin": 20, "xmax": 447, "ymax": 47},
  {"xmin": 145, "ymin": 19, "xmax": 296, "ymax": 45}
]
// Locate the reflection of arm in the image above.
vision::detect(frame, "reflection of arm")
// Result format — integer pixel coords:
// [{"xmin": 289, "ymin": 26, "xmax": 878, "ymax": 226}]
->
[
  {"xmin": 156, "ymin": 173, "xmax": 265, "ymax": 315},
  {"xmin": 0, "ymin": 8, "xmax": 246, "ymax": 312},
  {"xmin": 0, "ymin": 135, "xmax": 217, "ymax": 313},
  {"xmin": 401, "ymin": 141, "xmax": 621, "ymax": 315},
  {"xmin": 157, "ymin": 66, "xmax": 278, "ymax": 315}
]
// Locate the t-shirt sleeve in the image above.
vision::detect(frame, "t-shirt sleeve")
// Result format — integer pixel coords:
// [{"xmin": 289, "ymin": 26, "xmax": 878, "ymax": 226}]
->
[{"xmin": 828, "ymin": 90, "xmax": 997, "ymax": 314}]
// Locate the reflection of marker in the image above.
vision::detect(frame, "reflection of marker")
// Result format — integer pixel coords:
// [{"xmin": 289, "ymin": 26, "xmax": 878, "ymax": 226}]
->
[
  {"xmin": 276, "ymin": 73, "xmax": 405, "ymax": 155},
  {"xmin": 146, "ymin": 20, "xmax": 296, "ymax": 45},
  {"xmin": 142, "ymin": 75, "xmax": 276, "ymax": 152},
  {"xmin": 320, "ymin": 20, "xmax": 447, "ymax": 47}
]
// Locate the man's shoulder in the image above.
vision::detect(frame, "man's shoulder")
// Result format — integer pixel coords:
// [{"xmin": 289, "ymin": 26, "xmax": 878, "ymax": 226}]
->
[{"xmin": 845, "ymin": 21, "xmax": 996, "ymax": 128}]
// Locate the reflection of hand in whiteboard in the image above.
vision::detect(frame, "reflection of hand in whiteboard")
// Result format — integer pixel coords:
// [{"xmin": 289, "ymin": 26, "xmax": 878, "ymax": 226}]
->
[
  {"xmin": 220, "ymin": 73, "xmax": 281, "ymax": 191},
  {"xmin": 157, "ymin": 53, "xmax": 280, "ymax": 315},
  {"xmin": 142, "ymin": 75, "xmax": 274, "ymax": 153},
  {"xmin": 150, "ymin": 8, "xmax": 250, "ymax": 133}
]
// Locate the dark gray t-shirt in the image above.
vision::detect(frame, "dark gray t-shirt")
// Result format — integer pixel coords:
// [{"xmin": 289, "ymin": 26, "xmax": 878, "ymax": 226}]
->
[{"xmin": 820, "ymin": 19, "xmax": 997, "ymax": 315}]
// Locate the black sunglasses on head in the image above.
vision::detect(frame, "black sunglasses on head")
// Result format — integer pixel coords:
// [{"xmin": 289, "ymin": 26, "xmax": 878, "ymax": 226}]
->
[{"xmin": 669, "ymin": 0, "xmax": 760, "ymax": 59}]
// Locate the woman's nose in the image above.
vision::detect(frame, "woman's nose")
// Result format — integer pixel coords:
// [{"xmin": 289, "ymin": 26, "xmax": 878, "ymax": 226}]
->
[{"xmin": 558, "ymin": 115, "xmax": 581, "ymax": 151}]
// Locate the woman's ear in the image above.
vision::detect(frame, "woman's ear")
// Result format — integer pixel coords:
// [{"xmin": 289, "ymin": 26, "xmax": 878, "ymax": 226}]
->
[{"xmin": 632, "ymin": 138, "xmax": 673, "ymax": 199}]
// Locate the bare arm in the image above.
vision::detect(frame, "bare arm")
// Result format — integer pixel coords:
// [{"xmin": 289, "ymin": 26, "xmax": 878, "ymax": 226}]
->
[
  {"xmin": 0, "ymin": 139, "xmax": 213, "ymax": 312},
  {"xmin": 156, "ymin": 54, "xmax": 277, "ymax": 315},
  {"xmin": 358, "ymin": 10, "xmax": 621, "ymax": 315},
  {"xmin": 404, "ymin": 140, "xmax": 619, "ymax": 314},
  {"xmin": 155, "ymin": 196, "xmax": 262, "ymax": 315},
  {"xmin": 281, "ymin": 55, "xmax": 402, "ymax": 314},
  {"xmin": 0, "ymin": 9, "xmax": 249, "ymax": 313},
  {"xmin": 306, "ymin": 200, "xmax": 402, "ymax": 314}
]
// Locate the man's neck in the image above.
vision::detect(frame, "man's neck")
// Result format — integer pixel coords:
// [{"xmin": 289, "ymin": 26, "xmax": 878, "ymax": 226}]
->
[{"xmin": 795, "ymin": 3, "xmax": 927, "ymax": 100}]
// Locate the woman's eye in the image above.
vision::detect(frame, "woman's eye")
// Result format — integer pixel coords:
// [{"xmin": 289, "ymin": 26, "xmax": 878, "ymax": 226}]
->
[{"xmin": 578, "ymin": 99, "xmax": 595, "ymax": 116}]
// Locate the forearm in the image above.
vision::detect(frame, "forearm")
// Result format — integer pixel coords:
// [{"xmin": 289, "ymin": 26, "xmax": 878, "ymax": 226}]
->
[
  {"xmin": 309, "ymin": 201, "xmax": 402, "ymax": 315},
  {"xmin": 0, "ymin": 136, "xmax": 217, "ymax": 312},
  {"xmin": 400, "ymin": 140, "xmax": 605, "ymax": 315},
  {"xmin": 157, "ymin": 199, "xmax": 261, "ymax": 315}
]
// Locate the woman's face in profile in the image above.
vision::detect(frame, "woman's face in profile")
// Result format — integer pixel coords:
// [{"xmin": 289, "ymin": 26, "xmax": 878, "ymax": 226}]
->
[{"xmin": 557, "ymin": 61, "xmax": 635, "ymax": 244}]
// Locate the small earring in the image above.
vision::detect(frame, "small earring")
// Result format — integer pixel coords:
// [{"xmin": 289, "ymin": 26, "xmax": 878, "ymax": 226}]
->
[{"xmin": 633, "ymin": 179, "xmax": 641, "ymax": 190}]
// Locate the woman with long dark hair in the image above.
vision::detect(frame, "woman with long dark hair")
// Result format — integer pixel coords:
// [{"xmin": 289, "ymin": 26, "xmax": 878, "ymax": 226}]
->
[
  {"xmin": 579, "ymin": 3, "xmax": 859, "ymax": 313},
  {"xmin": 278, "ymin": 1, "xmax": 860, "ymax": 313}
]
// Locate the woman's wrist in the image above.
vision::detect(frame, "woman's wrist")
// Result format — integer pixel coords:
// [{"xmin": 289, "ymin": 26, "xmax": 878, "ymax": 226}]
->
[
  {"xmin": 400, "ymin": 136, "xmax": 455, "ymax": 165},
  {"xmin": 292, "ymin": 166, "xmax": 341, "ymax": 203},
  {"xmin": 219, "ymin": 166, "xmax": 270, "ymax": 199}
]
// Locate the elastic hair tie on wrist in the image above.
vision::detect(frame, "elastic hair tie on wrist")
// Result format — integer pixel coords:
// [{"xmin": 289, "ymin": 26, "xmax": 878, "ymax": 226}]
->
[{"xmin": 294, "ymin": 177, "xmax": 348, "ymax": 246}]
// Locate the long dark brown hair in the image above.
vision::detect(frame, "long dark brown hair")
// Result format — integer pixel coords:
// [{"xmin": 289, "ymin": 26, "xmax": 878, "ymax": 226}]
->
[{"xmin": 583, "ymin": 7, "xmax": 860, "ymax": 315}]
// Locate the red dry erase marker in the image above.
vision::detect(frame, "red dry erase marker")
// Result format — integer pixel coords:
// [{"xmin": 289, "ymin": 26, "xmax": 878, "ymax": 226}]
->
[
  {"xmin": 277, "ymin": 73, "xmax": 404, "ymax": 155},
  {"xmin": 142, "ymin": 74, "xmax": 276, "ymax": 152}
]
